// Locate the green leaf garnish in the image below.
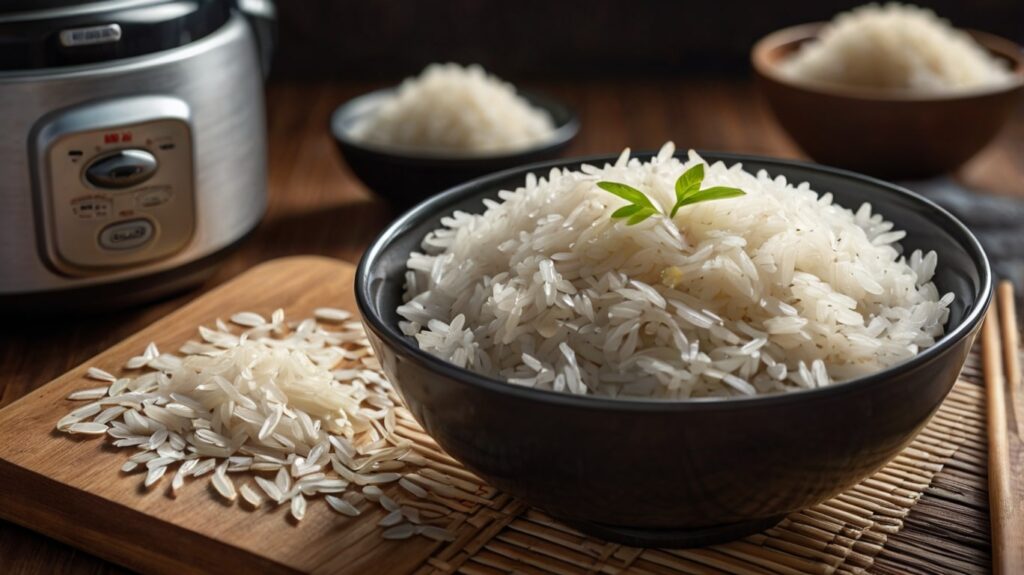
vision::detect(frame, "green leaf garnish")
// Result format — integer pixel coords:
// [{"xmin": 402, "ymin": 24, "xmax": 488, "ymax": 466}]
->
[
  {"xmin": 673, "ymin": 186, "xmax": 746, "ymax": 210},
  {"xmin": 598, "ymin": 181, "xmax": 662, "ymax": 225},
  {"xmin": 598, "ymin": 163, "xmax": 745, "ymax": 226},
  {"xmin": 597, "ymin": 182, "xmax": 658, "ymax": 211},
  {"xmin": 626, "ymin": 208, "xmax": 659, "ymax": 225},
  {"xmin": 672, "ymin": 164, "xmax": 704, "ymax": 216},
  {"xmin": 610, "ymin": 204, "xmax": 643, "ymax": 218},
  {"xmin": 669, "ymin": 165, "xmax": 744, "ymax": 217}
]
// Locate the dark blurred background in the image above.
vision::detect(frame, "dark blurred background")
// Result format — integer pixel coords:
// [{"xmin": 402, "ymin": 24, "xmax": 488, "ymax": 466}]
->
[{"xmin": 271, "ymin": 0, "xmax": 1024, "ymax": 81}]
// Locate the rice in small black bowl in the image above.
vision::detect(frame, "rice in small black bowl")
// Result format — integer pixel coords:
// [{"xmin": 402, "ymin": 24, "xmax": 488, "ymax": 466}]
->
[{"xmin": 331, "ymin": 64, "xmax": 578, "ymax": 206}]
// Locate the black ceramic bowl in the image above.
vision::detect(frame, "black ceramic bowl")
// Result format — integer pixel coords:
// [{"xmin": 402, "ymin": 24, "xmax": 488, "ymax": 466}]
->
[
  {"xmin": 356, "ymin": 152, "xmax": 991, "ymax": 548},
  {"xmin": 330, "ymin": 88, "xmax": 579, "ymax": 206}
]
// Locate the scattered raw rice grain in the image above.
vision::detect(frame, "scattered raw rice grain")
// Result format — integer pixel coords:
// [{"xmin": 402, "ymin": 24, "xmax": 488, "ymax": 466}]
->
[
  {"xmin": 231, "ymin": 311, "xmax": 267, "ymax": 327},
  {"xmin": 359, "ymin": 472, "xmax": 401, "ymax": 485},
  {"xmin": 147, "ymin": 428, "xmax": 169, "ymax": 450},
  {"xmin": 255, "ymin": 476, "xmax": 283, "ymax": 502},
  {"xmin": 86, "ymin": 367, "xmax": 117, "ymax": 382},
  {"xmin": 171, "ymin": 469, "xmax": 186, "ymax": 495},
  {"xmin": 95, "ymin": 406, "xmax": 127, "ymax": 425},
  {"xmin": 240, "ymin": 483, "xmax": 264, "ymax": 508},
  {"xmin": 212, "ymin": 463, "xmax": 237, "ymax": 502},
  {"xmin": 67, "ymin": 422, "xmax": 108, "ymax": 435},
  {"xmin": 378, "ymin": 509, "xmax": 404, "ymax": 527},
  {"xmin": 291, "ymin": 494, "xmax": 307, "ymax": 521},
  {"xmin": 379, "ymin": 494, "xmax": 399, "ymax": 512},
  {"xmin": 191, "ymin": 459, "xmax": 216, "ymax": 477},
  {"xmin": 275, "ymin": 467, "xmax": 291, "ymax": 494},
  {"xmin": 146, "ymin": 456, "xmax": 176, "ymax": 469},
  {"xmin": 382, "ymin": 523, "xmax": 416, "ymax": 540},
  {"xmin": 144, "ymin": 465, "xmax": 167, "ymax": 488},
  {"xmin": 68, "ymin": 387, "xmax": 109, "ymax": 400},
  {"xmin": 361, "ymin": 485, "xmax": 383, "ymax": 501},
  {"xmin": 125, "ymin": 355, "xmax": 150, "ymax": 369},
  {"xmin": 326, "ymin": 494, "xmax": 361, "ymax": 516},
  {"xmin": 314, "ymin": 307, "xmax": 352, "ymax": 322},
  {"xmin": 399, "ymin": 477, "xmax": 428, "ymax": 498}
]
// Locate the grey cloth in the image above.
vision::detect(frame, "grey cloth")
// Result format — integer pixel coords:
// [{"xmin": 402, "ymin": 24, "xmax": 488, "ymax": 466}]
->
[{"xmin": 904, "ymin": 177, "xmax": 1024, "ymax": 298}]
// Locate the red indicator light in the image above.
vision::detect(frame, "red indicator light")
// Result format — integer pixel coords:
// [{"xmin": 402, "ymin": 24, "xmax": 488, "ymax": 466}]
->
[
  {"xmin": 103, "ymin": 133, "xmax": 119, "ymax": 143},
  {"xmin": 121, "ymin": 132, "xmax": 133, "ymax": 142}
]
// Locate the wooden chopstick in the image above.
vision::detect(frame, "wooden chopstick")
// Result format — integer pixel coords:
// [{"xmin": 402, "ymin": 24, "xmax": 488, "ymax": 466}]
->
[
  {"xmin": 998, "ymin": 281, "xmax": 1023, "ymax": 440},
  {"xmin": 983, "ymin": 283, "xmax": 1024, "ymax": 575}
]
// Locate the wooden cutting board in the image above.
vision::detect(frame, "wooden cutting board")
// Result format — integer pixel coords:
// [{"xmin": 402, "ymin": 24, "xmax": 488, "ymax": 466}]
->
[{"xmin": 0, "ymin": 256, "xmax": 459, "ymax": 575}]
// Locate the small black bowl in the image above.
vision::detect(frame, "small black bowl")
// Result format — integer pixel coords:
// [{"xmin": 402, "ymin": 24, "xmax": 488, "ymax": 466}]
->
[
  {"xmin": 330, "ymin": 88, "xmax": 579, "ymax": 206},
  {"xmin": 356, "ymin": 152, "xmax": 991, "ymax": 547}
]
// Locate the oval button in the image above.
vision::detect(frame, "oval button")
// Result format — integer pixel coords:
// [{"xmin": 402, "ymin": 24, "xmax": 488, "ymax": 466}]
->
[
  {"xmin": 99, "ymin": 219, "xmax": 154, "ymax": 250},
  {"xmin": 85, "ymin": 149, "xmax": 158, "ymax": 188}
]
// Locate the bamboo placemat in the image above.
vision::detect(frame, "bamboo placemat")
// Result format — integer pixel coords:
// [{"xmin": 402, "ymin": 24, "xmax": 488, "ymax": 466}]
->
[{"xmin": 387, "ymin": 352, "xmax": 988, "ymax": 575}]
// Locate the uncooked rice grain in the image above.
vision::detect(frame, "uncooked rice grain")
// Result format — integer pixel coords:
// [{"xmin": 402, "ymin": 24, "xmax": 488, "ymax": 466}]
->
[
  {"xmin": 326, "ymin": 494, "xmax": 361, "ymax": 516},
  {"xmin": 382, "ymin": 523, "xmax": 416, "ymax": 540},
  {"xmin": 240, "ymin": 483, "xmax": 264, "ymax": 507},
  {"xmin": 379, "ymin": 509, "xmax": 404, "ymax": 527},
  {"xmin": 56, "ymin": 309, "xmax": 469, "ymax": 542},
  {"xmin": 291, "ymin": 493, "xmax": 307, "ymax": 521}
]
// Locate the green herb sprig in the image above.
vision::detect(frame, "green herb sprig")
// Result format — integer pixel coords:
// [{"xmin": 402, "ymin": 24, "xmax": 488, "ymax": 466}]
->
[{"xmin": 597, "ymin": 164, "xmax": 745, "ymax": 225}]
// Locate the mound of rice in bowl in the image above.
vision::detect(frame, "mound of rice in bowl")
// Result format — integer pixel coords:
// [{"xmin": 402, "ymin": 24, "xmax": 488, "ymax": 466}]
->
[
  {"xmin": 350, "ymin": 63, "xmax": 555, "ymax": 154},
  {"xmin": 397, "ymin": 143, "xmax": 953, "ymax": 399},
  {"xmin": 781, "ymin": 3, "xmax": 1013, "ymax": 93}
]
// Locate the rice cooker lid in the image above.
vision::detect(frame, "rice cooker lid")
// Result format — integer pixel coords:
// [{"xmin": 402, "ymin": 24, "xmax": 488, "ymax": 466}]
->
[{"xmin": 0, "ymin": 0, "xmax": 233, "ymax": 71}]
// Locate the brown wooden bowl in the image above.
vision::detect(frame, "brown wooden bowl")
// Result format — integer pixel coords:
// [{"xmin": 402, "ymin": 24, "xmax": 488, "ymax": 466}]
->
[{"xmin": 752, "ymin": 23, "xmax": 1024, "ymax": 179}]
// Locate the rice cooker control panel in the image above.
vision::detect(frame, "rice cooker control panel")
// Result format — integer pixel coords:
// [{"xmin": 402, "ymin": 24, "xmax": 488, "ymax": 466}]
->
[{"xmin": 33, "ymin": 96, "xmax": 195, "ymax": 274}]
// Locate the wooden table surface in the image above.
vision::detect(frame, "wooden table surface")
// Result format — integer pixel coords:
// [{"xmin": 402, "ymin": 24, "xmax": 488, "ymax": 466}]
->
[{"xmin": 1, "ymin": 80, "xmax": 1021, "ymax": 574}]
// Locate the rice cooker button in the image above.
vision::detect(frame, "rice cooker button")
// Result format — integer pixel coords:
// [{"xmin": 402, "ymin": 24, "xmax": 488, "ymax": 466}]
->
[
  {"xmin": 99, "ymin": 219, "xmax": 154, "ymax": 250},
  {"xmin": 72, "ymin": 196, "xmax": 112, "ymax": 219},
  {"xmin": 85, "ymin": 149, "xmax": 158, "ymax": 189},
  {"xmin": 137, "ymin": 187, "xmax": 172, "ymax": 208}
]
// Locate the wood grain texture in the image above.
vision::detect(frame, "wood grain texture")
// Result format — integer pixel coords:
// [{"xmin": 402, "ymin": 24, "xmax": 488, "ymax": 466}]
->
[
  {"xmin": 0, "ymin": 257, "xmax": 447, "ymax": 575},
  {"xmin": 985, "ymin": 284, "xmax": 1024, "ymax": 575},
  {"xmin": 1, "ymin": 80, "xmax": 1021, "ymax": 574}
]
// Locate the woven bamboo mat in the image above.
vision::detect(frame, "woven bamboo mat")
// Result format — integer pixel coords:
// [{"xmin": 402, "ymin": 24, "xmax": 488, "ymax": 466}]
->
[{"xmin": 387, "ymin": 351, "xmax": 989, "ymax": 575}]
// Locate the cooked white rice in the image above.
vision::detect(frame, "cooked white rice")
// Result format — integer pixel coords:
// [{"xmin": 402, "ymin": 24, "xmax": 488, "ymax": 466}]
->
[
  {"xmin": 398, "ymin": 143, "xmax": 953, "ymax": 399},
  {"xmin": 781, "ymin": 3, "xmax": 1013, "ymax": 92},
  {"xmin": 351, "ymin": 63, "xmax": 556, "ymax": 154}
]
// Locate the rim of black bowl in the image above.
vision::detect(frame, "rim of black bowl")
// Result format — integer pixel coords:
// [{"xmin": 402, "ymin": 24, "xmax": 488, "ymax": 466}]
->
[
  {"xmin": 330, "ymin": 87, "xmax": 580, "ymax": 164},
  {"xmin": 356, "ymin": 151, "xmax": 993, "ymax": 411}
]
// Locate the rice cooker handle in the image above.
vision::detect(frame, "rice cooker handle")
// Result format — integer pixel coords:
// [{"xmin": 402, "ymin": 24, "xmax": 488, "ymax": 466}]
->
[{"xmin": 236, "ymin": 0, "xmax": 276, "ymax": 79}]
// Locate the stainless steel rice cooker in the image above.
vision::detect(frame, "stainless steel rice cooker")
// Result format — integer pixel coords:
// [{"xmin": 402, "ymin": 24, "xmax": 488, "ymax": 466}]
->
[{"xmin": 0, "ymin": 0, "xmax": 275, "ymax": 310}]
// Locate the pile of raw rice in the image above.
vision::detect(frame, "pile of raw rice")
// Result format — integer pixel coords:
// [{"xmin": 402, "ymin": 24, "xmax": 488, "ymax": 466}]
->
[
  {"xmin": 781, "ymin": 3, "xmax": 1013, "ymax": 92},
  {"xmin": 56, "ymin": 308, "xmax": 475, "ymax": 541},
  {"xmin": 398, "ymin": 142, "xmax": 953, "ymax": 399},
  {"xmin": 350, "ymin": 63, "xmax": 555, "ymax": 154}
]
